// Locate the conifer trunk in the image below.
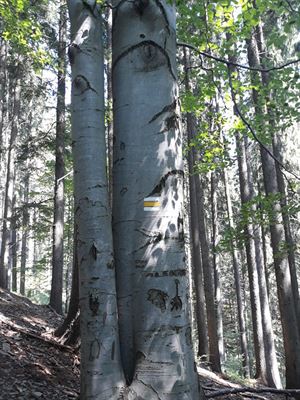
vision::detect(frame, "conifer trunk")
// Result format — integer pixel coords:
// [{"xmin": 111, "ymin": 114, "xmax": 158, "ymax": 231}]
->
[
  {"xmin": 223, "ymin": 167, "xmax": 250, "ymax": 378},
  {"xmin": 50, "ymin": 0, "xmax": 67, "ymax": 314},
  {"xmin": 246, "ymin": 32, "xmax": 300, "ymax": 388}
]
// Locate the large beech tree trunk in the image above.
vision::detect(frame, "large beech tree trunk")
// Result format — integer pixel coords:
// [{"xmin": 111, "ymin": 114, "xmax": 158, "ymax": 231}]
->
[
  {"xmin": 68, "ymin": 1, "xmax": 124, "ymax": 398},
  {"xmin": 50, "ymin": 0, "xmax": 67, "ymax": 314},
  {"xmin": 68, "ymin": 1, "xmax": 203, "ymax": 398},
  {"xmin": 112, "ymin": 0, "xmax": 201, "ymax": 398}
]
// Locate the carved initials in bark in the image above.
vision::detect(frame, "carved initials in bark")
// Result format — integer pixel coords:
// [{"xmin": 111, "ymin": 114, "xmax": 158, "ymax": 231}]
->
[
  {"xmin": 147, "ymin": 288, "xmax": 168, "ymax": 312},
  {"xmin": 170, "ymin": 279, "xmax": 182, "ymax": 311}
]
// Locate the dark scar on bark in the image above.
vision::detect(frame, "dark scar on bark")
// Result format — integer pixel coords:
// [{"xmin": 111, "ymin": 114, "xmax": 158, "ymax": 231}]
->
[
  {"xmin": 147, "ymin": 169, "xmax": 184, "ymax": 196},
  {"xmin": 112, "ymin": 40, "xmax": 176, "ymax": 80},
  {"xmin": 68, "ymin": 43, "xmax": 81, "ymax": 65},
  {"xmin": 133, "ymin": 0, "xmax": 149, "ymax": 15},
  {"xmin": 73, "ymin": 74, "xmax": 98, "ymax": 95},
  {"xmin": 147, "ymin": 288, "xmax": 168, "ymax": 312},
  {"xmin": 170, "ymin": 279, "xmax": 182, "ymax": 311},
  {"xmin": 90, "ymin": 242, "xmax": 99, "ymax": 260},
  {"xmin": 89, "ymin": 293, "xmax": 99, "ymax": 316},
  {"xmin": 185, "ymin": 327, "xmax": 192, "ymax": 346},
  {"xmin": 177, "ymin": 213, "xmax": 184, "ymax": 241},
  {"xmin": 148, "ymin": 99, "xmax": 177, "ymax": 123},
  {"xmin": 89, "ymin": 339, "xmax": 100, "ymax": 361},
  {"xmin": 111, "ymin": 341, "xmax": 115, "ymax": 360}
]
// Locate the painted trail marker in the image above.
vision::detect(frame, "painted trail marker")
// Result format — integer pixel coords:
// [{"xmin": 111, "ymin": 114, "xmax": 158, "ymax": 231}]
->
[{"xmin": 144, "ymin": 197, "xmax": 161, "ymax": 211}]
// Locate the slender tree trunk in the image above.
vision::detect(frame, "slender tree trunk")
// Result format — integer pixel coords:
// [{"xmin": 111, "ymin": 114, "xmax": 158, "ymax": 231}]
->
[
  {"xmin": 235, "ymin": 131, "xmax": 266, "ymax": 383},
  {"xmin": 0, "ymin": 38, "xmax": 7, "ymax": 159},
  {"xmin": 246, "ymin": 32, "xmax": 300, "ymax": 389},
  {"xmin": 0, "ymin": 77, "xmax": 20, "ymax": 289},
  {"xmin": 183, "ymin": 47, "xmax": 208, "ymax": 360},
  {"xmin": 20, "ymin": 172, "xmax": 30, "ymax": 296},
  {"xmin": 55, "ymin": 223, "xmax": 79, "ymax": 339},
  {"xmin": 223, "ymin": 167, "xmax": 250, "ymax": 378},
  {"xmin": 50, "ymin": 0, "xmax": 67, "ymax": 314},
  {"xmin": 211, "ymin": 171, "xmax": 224, "ymax": 366},
  {"xmin": 106, "ymin": 8, "xmax": 113, "ymax": 206},
  {"xmin": 11, "ymin": 200, "xmax": 17, "ymax": 292},
  {"xmin": 195, "ymin": 175, "xmax": 221, "ymax": 372},
  {"xmin": 244, "ymin": 137, "xmax": 281, "ymax": 388},
  {"xmin": 255, "ymin": 21, "xmax": 300, "ymax": 333},
  {"xmin": 112, "ymin": 0, "xmax": 201, "ymax": 397},
  {"xmin": 68, "ymin": 1, "xmax": 124, "ymax": 397}
]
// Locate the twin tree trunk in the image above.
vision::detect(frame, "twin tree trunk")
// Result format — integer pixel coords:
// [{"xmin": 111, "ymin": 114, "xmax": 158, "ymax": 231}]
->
[{"xmin": 68, "ymin": 0, "xmax": 202, "ymax": 399}]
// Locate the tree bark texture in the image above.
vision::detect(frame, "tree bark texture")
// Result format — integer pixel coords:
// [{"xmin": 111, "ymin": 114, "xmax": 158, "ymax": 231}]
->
[
  {"xmin": 211, "ymin": 171, "xmax": 224, "ymax": 366},
  {"xmin": 55, "ymin": 223, "xmax": 79, "ymax": 338},
  {"xmin": 183, "ymin": 47, "xmax": 208, "ymax": 360},
  {"xmin": 195, "ymin": 175, "xmax": 221, "ymax": 373},
  {"xmin": 112, "ymin": 1, "xmax": 201, "ymax": 398},
  {"xmin": 50, "ymin": 0, "xmax": 67, "ymax": 314},
  {"xmin": 0, "ymin": 76, "xmax": 20, "ymax": 289},
  {"xmin": 246, "ymin": 32, "xmax": 300, "ymax": 389},
  {"xmin": 20, "ymin": 172, "xmax": 30, "ymax": 296},
  {"xmin": 236, "ymin": 131, "xmax": 266, "ymax": 383},
  {"xmin": 68, "ymin": 1, "xmax": 124, "ymax": 398},
  {"xmin": 223, "ymin": 167, "xmax": 250, "ymax": 378},
  {"xmin": 244, "ymin": 137, "xmax": 281, "ymax": 388}
]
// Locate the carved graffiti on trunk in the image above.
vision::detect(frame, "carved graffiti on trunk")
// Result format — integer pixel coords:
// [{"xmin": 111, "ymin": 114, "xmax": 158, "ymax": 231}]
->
[
  {"xmin": 170, "ymin": 279, "xmax": 182, "ymax": 311},
  {"xmin": 145, "ymin": 268, "xmax": 186, "ymax": 278},
  {"xmin": 147, "ymin": 288, "xmax": 168, "ymax": 312}
]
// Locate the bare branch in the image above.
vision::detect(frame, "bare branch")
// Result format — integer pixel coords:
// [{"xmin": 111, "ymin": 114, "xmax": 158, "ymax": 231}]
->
[
  {"xmin": 177, "ymin": 42, "xmax": 300, "ymax": 73},
  {"xmin": 227, "ymin": 68, "xmax": 300, "ymax": 181}
]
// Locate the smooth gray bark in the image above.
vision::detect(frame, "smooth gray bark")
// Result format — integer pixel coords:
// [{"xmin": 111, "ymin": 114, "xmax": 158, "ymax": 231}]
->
[
  {"xmin": 50, "ymin": 0, "xmax": 67, "ymax": 314},
  {"xmin": 112, "ymin": 1, "xmax": 201, "ymax": 398},
  {"xmin": 68, "ymin": 1, "xmax": 124, "ymax": 398},
  {"xmin": 211, "ymin": 172, "xmax": 224, "ymax": 366}
]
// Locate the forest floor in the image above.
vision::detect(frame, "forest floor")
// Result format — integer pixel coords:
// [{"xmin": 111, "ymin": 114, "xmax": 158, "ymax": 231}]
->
[{"xmin": 0, "ymin": 288, "xmax": 296, "ymax": 400}]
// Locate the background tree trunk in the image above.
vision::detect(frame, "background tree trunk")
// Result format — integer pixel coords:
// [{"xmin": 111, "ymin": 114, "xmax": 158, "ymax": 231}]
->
[
  {"xmin": 223, "ymin": 167, "xmax": 250, "ymax": 378},
  {"xmin": 50, "ymin": 0, "xmax": 67, "ymax": 314}
]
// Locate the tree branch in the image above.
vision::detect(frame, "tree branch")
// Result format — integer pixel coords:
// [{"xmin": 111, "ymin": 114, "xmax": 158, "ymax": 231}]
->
[
  {"xmin": 177, "ymin": 42, "xmax": 300, "ymax": 73},
  {"xmin": 227, "ymin": 68, "xmax": 300, "ymax": 181}
]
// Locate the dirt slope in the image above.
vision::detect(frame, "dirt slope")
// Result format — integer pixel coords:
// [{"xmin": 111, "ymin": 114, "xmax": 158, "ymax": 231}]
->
[
  {"xmin": 0, "ymin": 289, "xmax": 79, "ymax": 399},
  {"xmin": 0, "ymin": 288, "xmax": 297, "ymax": 400}
]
